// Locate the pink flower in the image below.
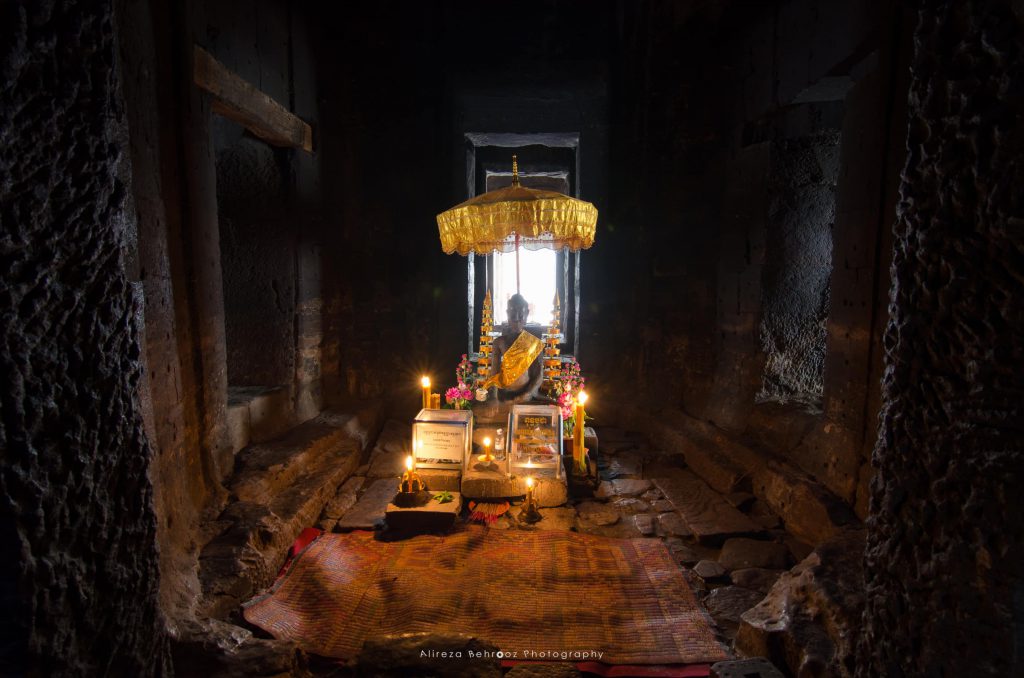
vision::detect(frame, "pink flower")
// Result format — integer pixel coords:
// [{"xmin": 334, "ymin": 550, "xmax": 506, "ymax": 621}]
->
[
  {"xmin": 461, "ymin": 389, "xmax": 472, "ymax": 399},
  {"xmin": 445, "ymin": 386, "xmax": 460, "ymax": 404}
]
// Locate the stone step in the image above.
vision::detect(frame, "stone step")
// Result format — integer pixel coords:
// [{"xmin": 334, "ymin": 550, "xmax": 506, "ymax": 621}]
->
[
  {"xmin": 613, "ymin": 405, "xmax": 749, "ymax": 494},
  {"xmin": 198, "ymin": 403, "xmax": 383, "ymax": 619},
  {"xmin": 335, "ymin": 477, "xmax": 397, "ymax": 531},
  {"xmin": 653, "ymin": 469, "xmax": 765, "ymax": 545},
  {"xmin": 751, "ymin": 461, "xmax": 858, "ymax": 546},
  {"xmin": 461, "ymin": 466, "xmax": 568, "ymax": 507},
  {"xmin": 230, "ymin": 405, "xmax": 382, "ymax": 504},
  {"xmin": 736, "ymin": 530, "xmax": 866, "ymax": 676},
  {"xmin": 226, "ymin": 385, "xmax": 292, "ymax": 455},
  {"xmin": 613, "ymin": 404, "xmax": 859, "ymax": 546}
]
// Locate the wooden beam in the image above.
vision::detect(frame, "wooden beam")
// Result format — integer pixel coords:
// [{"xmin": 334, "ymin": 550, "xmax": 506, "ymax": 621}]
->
[{"xmin": 193, "ymin": 45, "xmax": 312, "ymax": 152}]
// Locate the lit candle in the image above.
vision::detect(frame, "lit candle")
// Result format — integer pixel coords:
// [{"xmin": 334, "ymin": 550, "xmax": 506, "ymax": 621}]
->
[
  {"xmin": 405, "ymin": 455, "xmax": 414, "ymax": 492},
  {"xmin": 479, "ymin": 436, "xmax": 492, "ymax": 462},
  {"xmin": 574, "ymin": 391, "xmax": 588, "ymax": 469},
  {"xmin": 526, "ymin": 476, "xmax": 535, "ymax": 507},
  {"xmin": 421, "ymin": 376, "xmax": 431, "ymax": 409}
]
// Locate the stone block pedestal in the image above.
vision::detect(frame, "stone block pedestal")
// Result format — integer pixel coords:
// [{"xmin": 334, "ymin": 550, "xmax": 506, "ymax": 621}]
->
[
  {"xmin": 461, "ymin": 466, "xmax": 568, "ymax": 507},
  {"xmin": 417, "ymin": 468, "xmax": 461, "ymax": 492},
  {"xmin": 385, "ymin": 492, "xmax": 463, "ymax": 532}
]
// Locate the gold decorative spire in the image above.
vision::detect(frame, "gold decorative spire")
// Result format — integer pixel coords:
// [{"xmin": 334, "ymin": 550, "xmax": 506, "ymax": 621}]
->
[{"xmin": 511, "ymin": 155, "xmax": 520, "ymax": 187}]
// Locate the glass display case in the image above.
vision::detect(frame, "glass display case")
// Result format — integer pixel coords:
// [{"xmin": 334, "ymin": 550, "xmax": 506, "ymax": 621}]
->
[
  {"xmin": 508, "ymin": 404, "xmax": 562, "ymax": 479},
  {"xmin": 412, "ymin": 408, "xmax": 472, "ymax": 470}
]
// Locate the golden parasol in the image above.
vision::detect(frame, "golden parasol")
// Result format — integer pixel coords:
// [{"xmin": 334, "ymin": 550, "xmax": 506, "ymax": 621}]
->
[{"xmin": 436, "ymin": 156, "xmax": 598, "ymax": 257}]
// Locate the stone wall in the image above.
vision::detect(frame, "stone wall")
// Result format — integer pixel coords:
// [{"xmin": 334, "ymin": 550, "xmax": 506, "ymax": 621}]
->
[
  {"xmin": 206, "ymin": 0, "xmax": 324, "ymax": 418},
  {"xmin": 758, "ymin": 132, "xmax": 839, "ymax": 405},
  {"xmin": 602, "ymin": 0, "xmax": 904, "ymax": 521},
  {"xmin": 859, "ymin": 1, "xmax": 1024, "ymax": 674},
  {"xmin": 0, "ymin": 1, "xmax": 168, "ymax": 673}
]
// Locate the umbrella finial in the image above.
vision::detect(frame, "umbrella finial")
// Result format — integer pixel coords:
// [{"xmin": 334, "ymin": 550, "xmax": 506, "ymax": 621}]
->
[{"xmin": 512, "ymin": 155, "xmax": 520, "ymax": 187}]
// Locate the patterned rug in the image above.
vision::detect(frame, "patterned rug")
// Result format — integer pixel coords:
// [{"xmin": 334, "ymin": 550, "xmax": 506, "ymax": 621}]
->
[{"xmin": 243, "ymin": 526, "xmax": 728, "ymax": 666}]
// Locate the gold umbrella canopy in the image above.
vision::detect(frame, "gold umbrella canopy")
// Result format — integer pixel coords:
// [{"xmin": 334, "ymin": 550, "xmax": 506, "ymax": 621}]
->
[{"xmin": 436, "ymin": 156, "xmax": 598, "ymax": 255}]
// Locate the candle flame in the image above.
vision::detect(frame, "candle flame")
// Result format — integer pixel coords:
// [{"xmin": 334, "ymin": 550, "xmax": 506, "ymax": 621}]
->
[
  {"xmin": 526, "ymin": 477, "xmax": 534, "ymax": 488},
  {"xmin": 578, "ymin": 390, "xmax": 588, "ymax": 406},
  {"xmin": 421, "ymin": 376, "xmax": 430, "ymax": 388},
  {"xmin": 483, "ymin": 436, "xmax": 491, "ymax": 447},
  {"xmin": 405, "ymin": 455, "xmax": 413, "ymax": 471}
]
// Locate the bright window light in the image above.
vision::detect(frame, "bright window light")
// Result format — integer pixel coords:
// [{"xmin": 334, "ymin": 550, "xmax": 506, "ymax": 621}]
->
[{"xmin": 493, "ymin": 241, "xmax": 557, "ymax": 329}]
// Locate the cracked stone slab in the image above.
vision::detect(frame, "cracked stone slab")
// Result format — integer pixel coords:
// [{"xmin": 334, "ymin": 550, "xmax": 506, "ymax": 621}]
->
[
  {"xmin": 576, "ymin": 501, "xmax": 620, "ymax": 526},
  {"xmin": 656, "ymin": 511, "xmax": 693, "ymax": 538},
  {"xmin": 595, "ymin": 478, "xmax": 653, "ymax": 499},
  {"xmin": 366, "ymin": 446, "xmax": 407, "ymax": 479},
  {"xmin": 317, "ymin": 477, "xmax": 365, "ymax": 531},
  {"xmin": 653, "ymin": 469, "xmax": 764, "ymax": 545},
  {"xmin": 335, "ymin": 478, "xmax": 398, "ymax": 530}
]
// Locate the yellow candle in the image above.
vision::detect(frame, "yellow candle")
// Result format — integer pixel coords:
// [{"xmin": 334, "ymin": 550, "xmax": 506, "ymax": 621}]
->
[
  {"xmin": 430, "ymin": 393, "xmax": 441, "ymax": 409},
  {"xmin": 480, "ymin": 436, "xmax": 492, "ymax": 462},
  {"xmin": 420, "ymin": 376, "xmax": 430, "ymax": 409},
  {"xmin": 405, "ymin": 455, "xmax": 414, "ymax": 492},
  {"xmin": 526, "ymin": 476, "xmax": 535, "ymax": 507},
  {"xmin": 574, "ymin": 391, "xmax": 588, "ymax": 467}
]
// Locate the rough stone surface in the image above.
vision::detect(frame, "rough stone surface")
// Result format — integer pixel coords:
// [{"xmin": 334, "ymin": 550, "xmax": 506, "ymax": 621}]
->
[
  {"xmin": 718, "ymin": 539, "xmax": 791, "ymax": 571},
  {"xmin": 385, "ymin": 492, "xmax": 463, "ymax": 532},
  {"xmin": 656, "ymin": 512, "xmax": 693, "ymax": 538},
  {"xmin": 506, "ymin": 663, "xmax": 581, "ymax": 678},
  {"xmin": 601, "ymin": 457, "xmax": 641, "ymax": 479},
  {"xmin": 366, "ymin": 446, "xmax": 408, "ymax": 479},
  {"xmin": 650, "ymin": 499, "xmax": 674, "ymax": 512},
  {"xmin": 855, "ymin": 4, "xmax": 1024, "ymax": 677},
  {"xmin": 417, "ymin": 468, "xmax": 462, "ymax": 493},
  {"xmin": 633, "ymin": 513, "xmax": 656, "ymax": 536},
  {"xmin": 354, "ymin": 633, "xmax": 501, "ymax": 678},
  {"xmin": 738, "ymin": 530, "xmax": 865, "ymax": 677},
  {"xmin": 752, "ymin": 462, "xmax": 857, "ymax": 545},
  {"xmin": 693, "ymin": 560, "xmax": 727, "ymax": 581},
  {"xmin": 525, "ymin": 507, "xmax": 578, "ymax": 532},
  {"xmin": 710, "ymin": 657, "xmax": 785, "ymax": 678},
  {"xmin": 317, "ymin": 476, "xmax": 365, "ymax": 531},
  {"xmin": 200, "ymin": 410, "xmax": 367, "ymax": 618},
  {"xmin": 725, "ymin": 492, "xmax": 756, "ymax": 511},
  {"xmin": 170, "ymin": 618, "xmax": 307, "ymax": 678},
  {"xmin": 575, "ymin": 501, "xmax": 620, "ymax": 526},
  {"xmin": 0, "ymin": 2, "xmax": 170, "ymax": 672},
  {"xmin": 461, "ymin": 469, "xmax": 568, "ymax": 507},
  {"xmin": 665, "ymin": 539, "xmax": 702, "ymax": 566},
  {"xmin": 757, "ymin": 133, "xmax": 839, "ymax": 405},
  {"xmin": 608, "ymin": 497, "xmax": 651, "ymax": 515},
  {"xmin": 705, "ymin": 586, "xmax": 766, "ymax": 634},
  {"xmin": 335, "ymin": 478, "xmax": 398, "ymax": 531},
  {"xmin": 594, "ymin": 478, "xmax": 653, "ymax": 498},
  {"xmin": 654, "ymin": 470, "xmax": 763, "ymax": 544},
  {"xmin": 729, "ymin": 568, "xmax": 786, "ymax": 595},
  {"xmin": 375, "ymin": 419, "xmax": 411, "ymax": 454}
]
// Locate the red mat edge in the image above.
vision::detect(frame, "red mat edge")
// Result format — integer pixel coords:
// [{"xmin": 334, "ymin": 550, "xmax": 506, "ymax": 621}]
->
[{"xmin": 254, "ymin": 528, "xmax": 718, "ymax": 677}]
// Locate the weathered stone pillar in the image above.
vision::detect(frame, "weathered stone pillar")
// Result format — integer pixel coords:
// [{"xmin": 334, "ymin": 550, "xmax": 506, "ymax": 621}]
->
[{"xmin": 860, "ymin": 1, "xmax": 1024, "ymax": 674}]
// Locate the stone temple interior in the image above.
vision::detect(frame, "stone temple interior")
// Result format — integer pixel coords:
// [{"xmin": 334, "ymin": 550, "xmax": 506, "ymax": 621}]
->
[{"xmin": 2, "ymin": 0, "xmax": 1023, "ymax": 676}]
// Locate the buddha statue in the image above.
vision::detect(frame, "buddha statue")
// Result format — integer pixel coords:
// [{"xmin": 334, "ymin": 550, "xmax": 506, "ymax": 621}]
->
[{"xmin": 489, "ymin": 294, "xmax": 543, "ymax": 404}]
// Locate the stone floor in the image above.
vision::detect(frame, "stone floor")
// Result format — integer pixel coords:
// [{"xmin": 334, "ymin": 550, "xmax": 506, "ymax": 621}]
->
[
  {"xmin": 200, "ymin": 413, "xmax": 862, "ymax": 677},
  {"xmin": 321, "ymin": 421, "xmax": 815, "ymax": 651}
]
